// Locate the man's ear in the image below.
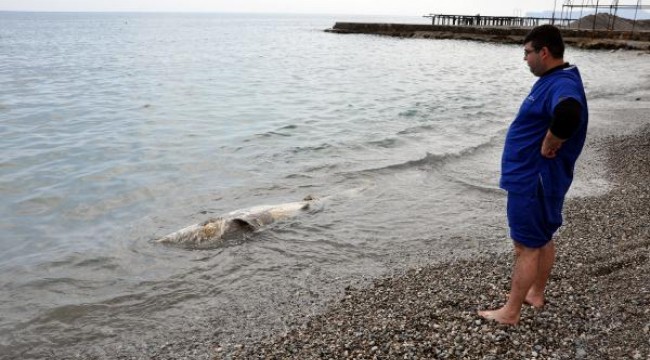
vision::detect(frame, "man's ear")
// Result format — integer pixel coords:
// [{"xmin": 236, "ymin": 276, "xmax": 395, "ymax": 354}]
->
[{"xmin": 539, "ymin": 46, "xmax": 549, "ymax": 59}]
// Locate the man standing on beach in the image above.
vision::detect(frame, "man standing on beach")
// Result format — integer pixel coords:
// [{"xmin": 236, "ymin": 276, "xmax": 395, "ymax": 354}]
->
[{"xmin": 478, "ymin": 25, "xmax": 588, "ymax": 325}]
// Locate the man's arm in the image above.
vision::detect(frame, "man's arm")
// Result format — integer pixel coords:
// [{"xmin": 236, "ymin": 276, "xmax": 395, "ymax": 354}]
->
[{"xmin": 541, "ymin": 98, "xmax": 582, "ymax": 159}]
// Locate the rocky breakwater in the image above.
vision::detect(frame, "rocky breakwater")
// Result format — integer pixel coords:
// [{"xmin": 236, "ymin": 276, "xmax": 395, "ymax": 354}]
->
[
  {"xmin": 227, "ymin": 126, "xmax": 650, "ymax": 359},
  {"xmin": 326, "ymin": 22, "xmax": 650, "ymax": 51}
]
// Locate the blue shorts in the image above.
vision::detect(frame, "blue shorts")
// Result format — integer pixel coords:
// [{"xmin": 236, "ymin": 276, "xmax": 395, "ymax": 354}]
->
[{"xmin": 507, "ymin": 186, "xmax": 564, "ymax": 248}]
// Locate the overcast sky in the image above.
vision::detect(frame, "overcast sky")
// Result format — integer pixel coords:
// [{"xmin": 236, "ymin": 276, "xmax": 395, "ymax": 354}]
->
[{"xmin": 0, "ymin": 0, "xmax": 559, "ymax": 17}]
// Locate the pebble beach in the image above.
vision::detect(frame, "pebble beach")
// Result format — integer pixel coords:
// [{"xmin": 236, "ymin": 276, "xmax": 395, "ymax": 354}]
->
[{"xmin": 218, "ymin": 124, "xmax": 650, "ymax": 359}]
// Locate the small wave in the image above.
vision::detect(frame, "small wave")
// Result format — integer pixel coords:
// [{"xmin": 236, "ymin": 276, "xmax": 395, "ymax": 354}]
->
[
  {"xmin": 465, "ymin": 110, "xmax": 499, "ymax": 118},
  {"xmin": 341, "ymin": 137, "xmax": 501, "ymax": 176},
  {"xmin": 73, "ymin": 256, "xmax": 119, "ymax": 271},
  {"xmin": 304, "ymin": 163, "xmax": 339, "ymax": 173},
  {"xmin": 289, "ymin": 143, "xmax": 333, "ymax": 154},
  {"xmin": 256, "ymin": 131, "xmax": 292, "ymax": 138},
  {"xmin": 441, "ymin": 174, "xmax": 503, "ymax": 195},
  {"xmin": 366, "ymin": 137, "xmax": 399, "ymax": 149},
  {"xmin": 588, "ymin": 88, "xmax": 632, "ymax": 100},
  {"xmin": 285, "ymin": 173, "xmax": 313, "ymax": 179},
  {"xmin": 367, "ymin": 152, "xmax": 454, "ymax": 173},
  {"xmin": 397, "ymin": 124, "xmax": 435, "ymax": 135},
  {"xmin": 398, "ymin": 109, "xmax": 418, "ymax": 117},
  {"xmin": 255, "ymin": 124, "xmax": 299, "ymax": 139},
  {"xmin": 22, "ymin": 303, "xmax": 111, "ymax": 327}
]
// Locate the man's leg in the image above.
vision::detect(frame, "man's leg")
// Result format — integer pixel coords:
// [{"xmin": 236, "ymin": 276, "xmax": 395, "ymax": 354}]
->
[
  {"xmin": 525, "ymin": 240, "xmax": 555, "ymax": 308},
  {"xmin": 478, "ymin": 242, "xmax": 540, "ymax": 325}
]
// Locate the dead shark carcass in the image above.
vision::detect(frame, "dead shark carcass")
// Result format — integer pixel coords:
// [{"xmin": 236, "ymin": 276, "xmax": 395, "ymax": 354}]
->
[{"xmin": 155, "ymin": 195, "xmax": 324, "ymax": 248}]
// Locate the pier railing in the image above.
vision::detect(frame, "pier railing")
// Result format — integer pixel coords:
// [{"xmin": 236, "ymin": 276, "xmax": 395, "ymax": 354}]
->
[{"xmin": 423, "ymin": 14, "xmax": 576, "ymax": 28}]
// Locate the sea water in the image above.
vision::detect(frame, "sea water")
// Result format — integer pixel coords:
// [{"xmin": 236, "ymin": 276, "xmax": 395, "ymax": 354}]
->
[{"xmin": 1, "ymin": 12, "xmax": 649, "ymax": 358}]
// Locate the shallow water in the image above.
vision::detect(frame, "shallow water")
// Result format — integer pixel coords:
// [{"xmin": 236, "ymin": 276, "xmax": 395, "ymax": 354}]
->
[{"xmin": 1, "ymin": 12, "xmax": 649, "ymax": 358}]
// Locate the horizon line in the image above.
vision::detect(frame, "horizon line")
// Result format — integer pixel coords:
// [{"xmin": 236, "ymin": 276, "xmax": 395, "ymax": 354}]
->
[{"xmin": 0, "ymin": 9, "xmax": 428, "ymax": 17}]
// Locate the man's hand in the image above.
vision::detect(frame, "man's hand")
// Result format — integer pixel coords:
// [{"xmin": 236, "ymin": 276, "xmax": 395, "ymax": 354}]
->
[{"xmin": 541, "ymin": 130, "xmax": 565, "ymax": 158}]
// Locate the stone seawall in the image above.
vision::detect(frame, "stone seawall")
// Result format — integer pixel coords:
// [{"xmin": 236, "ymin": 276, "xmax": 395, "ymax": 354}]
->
[{"xmin": 326, "ymin": 22, "xmax": 650, "ymax": 50}]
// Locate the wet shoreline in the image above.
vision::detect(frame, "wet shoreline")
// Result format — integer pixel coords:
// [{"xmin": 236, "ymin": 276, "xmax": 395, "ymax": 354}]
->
[
  {"xmin": 224, "ymin": 123, "xmax": 650, "ymax": 359},
  {"xmin": 37, "ymin": 96, "xmax": 649, "ymax": 360}
]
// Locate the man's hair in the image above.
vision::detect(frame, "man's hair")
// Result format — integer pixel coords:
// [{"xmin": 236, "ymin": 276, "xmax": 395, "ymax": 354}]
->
[{"xmin": 524, "ymin": 25, "xmax": 565, "ymax": 59}]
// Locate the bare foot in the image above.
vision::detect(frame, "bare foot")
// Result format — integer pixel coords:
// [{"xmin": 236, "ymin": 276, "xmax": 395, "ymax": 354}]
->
[
  {"xmin": 506, "ymin": 292, "xmax": 545, "ymax": 309},
  {"xmin": 477, "ymin": 308, "xmax": 519, "ymax": 325},
  {"xmin": 524, "ymin": 292, "xmax": 545, "ymax": 309}
]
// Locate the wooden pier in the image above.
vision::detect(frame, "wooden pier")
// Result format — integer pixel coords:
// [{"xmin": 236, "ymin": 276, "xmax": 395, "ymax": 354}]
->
[{"xmin": 423, "ymin": 14, "xmax": 573, "ymax": 28}]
